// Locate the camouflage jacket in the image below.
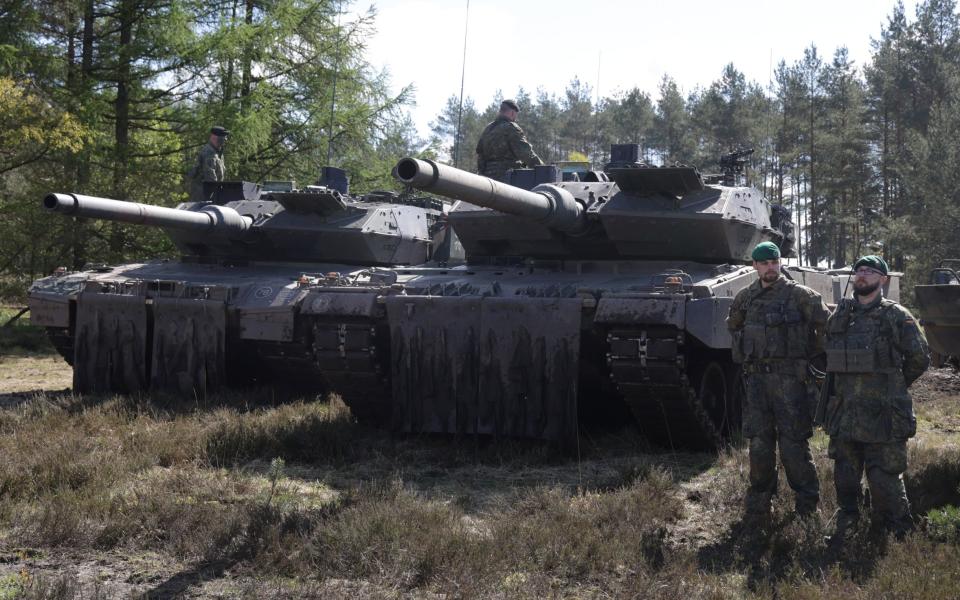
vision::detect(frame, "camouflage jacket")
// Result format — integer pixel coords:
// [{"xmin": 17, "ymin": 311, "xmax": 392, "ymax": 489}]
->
[
  {"xmin": 819, "ymin": 295, "xmax": 929, "ymax": 443},
  {"xmin": 475, "ymin": 117, "xmax": 543, "ymax": 181},
  {"xmin": 726, "ymin": 276, "xmax": 829, "ymax": 366},
  {"xmin": 187, "ymin": 143, "xmax": 226, "ymax": 202}
]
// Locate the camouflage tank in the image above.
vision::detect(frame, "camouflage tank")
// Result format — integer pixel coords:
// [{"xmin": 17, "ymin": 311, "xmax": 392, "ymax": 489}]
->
[
  {"xmin": 294, "ymin": 145, "xmax": 899, "ymax": 449},
  {"xmin": 28, "ymin": 168, "xmax": 460, "ymax": 398},
  {"xmin": 915, "ymin": 259, "xmax": 960, "ymax": 368}
]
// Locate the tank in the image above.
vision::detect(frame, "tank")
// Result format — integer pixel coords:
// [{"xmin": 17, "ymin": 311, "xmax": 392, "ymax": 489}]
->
[
  {"xmin": 294, "ymin": 145, "xmax": 900, "ymax": 449},
  {"xmin": 915, "ymin": 259, "xmax": 960, "ymax": 368},
  {"xmin": 28, "ymin": 168, "xmax": 461, "ymax": 396}
]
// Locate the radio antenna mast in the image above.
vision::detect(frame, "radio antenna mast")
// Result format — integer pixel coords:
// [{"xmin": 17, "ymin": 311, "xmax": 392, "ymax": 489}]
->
[
  {"xmin": 326, "ymin": 1, "xmax": 343, "ymax": 166},
  {"xmin": 453, "ymin": 0, "xmax": 470, "ymax": 168}
]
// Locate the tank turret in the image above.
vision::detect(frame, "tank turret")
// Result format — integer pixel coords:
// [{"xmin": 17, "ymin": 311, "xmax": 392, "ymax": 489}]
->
[
  {"xmin": 41, "ymin": 176, "xmax": 451, "ymax": 266},
  {"xmin": 395, "ymin": 148, "xmax": 793, "ymax": 263}
]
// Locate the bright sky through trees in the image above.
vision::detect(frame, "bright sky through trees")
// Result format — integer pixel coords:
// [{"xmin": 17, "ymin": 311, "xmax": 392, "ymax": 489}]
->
[{"xmin": 358, "ymin": 0, "xmax": 922, "ymax": 137}]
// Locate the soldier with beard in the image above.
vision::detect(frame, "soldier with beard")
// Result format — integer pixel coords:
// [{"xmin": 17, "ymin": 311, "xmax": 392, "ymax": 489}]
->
[
  {"xmin": 727, "ymin": 241, "xmax": 829, "ymax": 523},
  {"xmin": 818, "ymin": 255, "xmax": 929, "ymax": 540}
]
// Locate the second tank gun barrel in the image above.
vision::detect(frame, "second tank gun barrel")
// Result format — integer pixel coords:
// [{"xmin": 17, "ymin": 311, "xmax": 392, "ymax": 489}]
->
[
  {"xmin": 394, "ymin": 157, "xmax": 585, "ymax": 233},
  {"xmin": 44, "ymin": 193, "xmax": 252, "ymax": 236}
]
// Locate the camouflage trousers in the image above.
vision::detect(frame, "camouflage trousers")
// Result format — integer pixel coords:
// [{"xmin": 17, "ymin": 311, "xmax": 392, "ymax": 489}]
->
[
  {"xmin": 828, "ymin": 438, "xmax": 911, "ymax": 534},
  {"xmin": 743, "ymin": 370, "xmax": 820, "ymax": 514}
]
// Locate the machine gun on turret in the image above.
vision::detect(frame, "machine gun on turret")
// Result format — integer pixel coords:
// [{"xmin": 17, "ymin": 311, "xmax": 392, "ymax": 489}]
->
[{"xmin": 717, "ymin": 148, "xmax": 754, "ymax": 186}]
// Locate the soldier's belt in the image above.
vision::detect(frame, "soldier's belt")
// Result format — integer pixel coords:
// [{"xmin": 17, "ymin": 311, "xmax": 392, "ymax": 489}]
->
[{"xmin": 743, "ymin": 359, "xmax": 806, "ymax": 375}]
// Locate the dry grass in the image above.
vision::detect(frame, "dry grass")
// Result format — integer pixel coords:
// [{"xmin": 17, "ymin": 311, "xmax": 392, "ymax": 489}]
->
[{"xmin": 0, "ymin": 356, "xmax": 956, "ymax": 598}]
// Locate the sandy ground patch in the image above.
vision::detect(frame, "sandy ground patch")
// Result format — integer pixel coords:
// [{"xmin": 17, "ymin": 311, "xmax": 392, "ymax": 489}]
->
[{"xmin": 0, "ymin": 354, "xmax": 71, "ymax": 395}]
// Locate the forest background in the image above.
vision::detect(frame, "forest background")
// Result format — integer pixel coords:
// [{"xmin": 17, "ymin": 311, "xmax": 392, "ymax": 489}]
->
[{"xmin": 1, "ymin": 0, "xmax": 958, "ymax": 301}]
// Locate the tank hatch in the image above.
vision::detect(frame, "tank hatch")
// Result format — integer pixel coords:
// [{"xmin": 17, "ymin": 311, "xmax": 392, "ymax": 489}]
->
[
  {"xmin": 607, "ymin": 166, "xmax": 705, "ymax": 196},
  {"xmin": 270, "ymin": 188, "xmax": 347, "ymax": 216}
]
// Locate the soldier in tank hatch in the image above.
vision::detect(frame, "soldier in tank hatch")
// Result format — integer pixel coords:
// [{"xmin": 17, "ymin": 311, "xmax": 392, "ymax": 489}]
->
[
  {"xmin": 187, "ymin": 125, "xmax": 229, "ymax": 203},
  {"xmin": 817, "ymin": 255, "xmax": 929, "ymax": 541},
  {"xmin": 727, "ymin": 241, "xmax": 829, "ymax": 523},
  {"xmin": 475, "ymin": 99, "xmax": 543, "ymax": 182}
]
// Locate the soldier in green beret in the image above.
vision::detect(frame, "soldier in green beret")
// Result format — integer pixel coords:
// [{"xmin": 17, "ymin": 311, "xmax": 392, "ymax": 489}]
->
[
  {"xmin": 727, "ymin": 241, "xmax": 830, "ymax": 523},
  {"xmin": 475, "ymin": 99, "xmax": 543, "ymax": 182},
  {"xmin": 187, "ymin": 126, "xmax": 229, "ymax": 203},
  {"xmin": 817, "ymin": 255, "xmax": 929, "ymax": 540}
]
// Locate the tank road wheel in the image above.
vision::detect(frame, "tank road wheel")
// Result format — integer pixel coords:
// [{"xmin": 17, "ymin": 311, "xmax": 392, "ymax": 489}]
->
[
  {"xmin": 694, "ymin": 361, "xmax": 734, "ymax": 439},
  {"xmin": 725, "ymin": 365, "xmax": 746, "ymax": 438}
]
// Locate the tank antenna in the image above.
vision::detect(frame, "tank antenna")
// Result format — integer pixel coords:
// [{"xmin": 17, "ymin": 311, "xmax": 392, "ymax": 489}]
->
[
  {"xmin": 453, "ymin": 0, "xmax": 470, "ymax": 169},
  {"xmin": 326, "ymin": 0, "xmax": 343, "ymax": 167}
]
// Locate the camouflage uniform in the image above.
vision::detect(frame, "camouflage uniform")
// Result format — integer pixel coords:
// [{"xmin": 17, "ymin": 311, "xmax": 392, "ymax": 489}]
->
[
  {"xmin": 188, "ymin": 142, "xmax": 226, "ymax": 203},
  {"xmin": 727, "ymin": 276, "xmax": 829, "ymax": 516},
  {"xmin": 475, "ymin": 117, "xmax": 543, "ymax": 182},
  {"xmin": 818, "ymin": 295, "xmax": 929, "ymax": 534}
]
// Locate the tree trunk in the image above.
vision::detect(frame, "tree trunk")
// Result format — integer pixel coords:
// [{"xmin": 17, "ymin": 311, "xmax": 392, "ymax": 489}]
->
[{"xmin": 110, "ymin": 0, "xmax": 134, "ymax": 260}]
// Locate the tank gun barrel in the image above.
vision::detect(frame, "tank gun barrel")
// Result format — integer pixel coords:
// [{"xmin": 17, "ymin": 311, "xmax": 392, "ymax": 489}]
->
[
  {"xmin": 394, "ymin": 158, "xmax": 584, "ymax": 233},
  {"xmin": 43, "ymin": 193, "xmax": 252, "ymax": 236}
]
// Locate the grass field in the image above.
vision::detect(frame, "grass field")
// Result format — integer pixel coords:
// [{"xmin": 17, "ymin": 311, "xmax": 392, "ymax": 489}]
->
[{"xmin": 0, "ymin": 316, "xmax": 957, "ymax": 598}]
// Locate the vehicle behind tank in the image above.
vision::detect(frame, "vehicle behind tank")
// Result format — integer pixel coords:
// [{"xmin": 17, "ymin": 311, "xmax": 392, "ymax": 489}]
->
[
  {"xmin": 28, "ymin": 167, "xmax": 462, "ymax": 396},
  {"xmin": 915, "ymin": 259, "xmax": 960, "ymax": 368},
  {"xmin": 295, "ymin": 145, "xmax": 900, "ymax": 449}
]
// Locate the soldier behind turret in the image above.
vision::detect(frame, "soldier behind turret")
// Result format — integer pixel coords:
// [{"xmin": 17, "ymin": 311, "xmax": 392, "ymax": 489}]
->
[
  {"xmin": 187, "ymin": 126, "xmax": 229, "ymax": 203},
  {"xmin": 817, "ymin": 255, "xmax": 929, "ymax": 541},
  {"xmin": 727, "ymin": 241, "xmax": 829, "ymax": 524},
  {"xmin": 475, "ymin": 99, "xmax": 543, "ymax": 182}
]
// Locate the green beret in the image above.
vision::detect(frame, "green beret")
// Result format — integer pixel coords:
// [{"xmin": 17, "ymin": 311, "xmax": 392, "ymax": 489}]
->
[
  {"xmin": 853, "ymin": 255, "xmax": 889, "ymax": 275},
  {"xmin": 751, "ymin": 241, "xmax": 781, "ymax": 261}
]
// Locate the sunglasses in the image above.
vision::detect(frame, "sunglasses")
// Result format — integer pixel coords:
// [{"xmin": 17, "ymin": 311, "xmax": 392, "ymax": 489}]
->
[{"xmin": 854, "ymin": 267, "xmax": 884, "ymax": 277}]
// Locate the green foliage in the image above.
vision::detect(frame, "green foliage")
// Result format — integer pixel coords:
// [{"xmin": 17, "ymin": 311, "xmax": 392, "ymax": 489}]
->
[
  {"xmin": 2, "ymin": 0, "xmax": 960, "ymax": 300},
  {"xmin": 926, "ymin": 504, "xmax": 960, "ymax": 542},
  {"xmin": 0, "ymin": 305, "xmax": 53, "ymax": 355},
  {"xmin": 0, "ymin": 0, "xmax": 420, "ymax": 283}
]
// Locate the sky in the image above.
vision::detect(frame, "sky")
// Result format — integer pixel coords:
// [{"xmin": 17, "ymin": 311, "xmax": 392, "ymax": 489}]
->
[{"xmin": 350, "ymin": 0, "xmax": 922, "ymax": 141}]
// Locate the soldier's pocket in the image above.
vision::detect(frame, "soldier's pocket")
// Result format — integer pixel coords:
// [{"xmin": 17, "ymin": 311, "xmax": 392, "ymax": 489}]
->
[
  {"xmin": 824, "ymin": 395, "xmax": 842, "ymax": 434},
  {"xmin": 889, "ymin": 396, "xmax": 916, "ymax": 440}
]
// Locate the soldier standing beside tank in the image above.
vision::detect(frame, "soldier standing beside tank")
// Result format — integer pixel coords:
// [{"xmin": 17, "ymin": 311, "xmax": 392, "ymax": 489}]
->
[
  {"xmin": 475, "ymin": 99, "xmax": 543, "ymax": 182},
  {"xmin": 727, "ymin": 241, "xmax": 829, "ymax": 523},
  {"xmin": 187, "ymin": 126, "xmax": 229, "ymax": 203},
  {"xmin": 817, "ymin": 255, "xmax": 929, "ymax": 540}
]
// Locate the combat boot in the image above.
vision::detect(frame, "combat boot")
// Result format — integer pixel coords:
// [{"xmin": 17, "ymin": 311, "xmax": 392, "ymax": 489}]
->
[
  {"xmin": 825, "ymin": 509, "xmax": 859, "ymax": 545},
  {"xmin": 795, "ymin": 496, "xmax": 820, "ymax": 520}
]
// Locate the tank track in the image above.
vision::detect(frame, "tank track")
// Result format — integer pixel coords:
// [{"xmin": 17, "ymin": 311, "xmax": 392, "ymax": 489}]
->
[
  {"xmin": 606, "ymin": 327, "xmax": 723, "ymax": 450},
  {"xmin": 310, "ymin": 319, "xmax": 391, "ymax": 425},
  {"xmin": 45, "ymin": 327, "xmax": 74, "ymax": 366}
]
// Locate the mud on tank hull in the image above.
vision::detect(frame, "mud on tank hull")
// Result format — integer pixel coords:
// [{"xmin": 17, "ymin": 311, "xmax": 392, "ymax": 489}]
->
[
  {"xmin": 915, "ymin": 261, "xmax": 960, "ymax": 366},
  {"xmin": 329, "ymin": 261, "xmax": 856, "ymax": 449},
  {"xmin": 29, "ymin": 258, "xmax": 884, "ymax": 449},
  {"xmin": 27, "ymin": 260, "xmax": 390, "ymax": 396}
]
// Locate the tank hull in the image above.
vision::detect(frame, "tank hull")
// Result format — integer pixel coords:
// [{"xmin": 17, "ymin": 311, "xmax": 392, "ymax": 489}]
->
[
  {"xmin": 915, "ymin": 284, "xmax": 960, "ymax": 358},
  {"xmin": 30, "ymin": 258, "xmax": 893, "ymax": 448}
]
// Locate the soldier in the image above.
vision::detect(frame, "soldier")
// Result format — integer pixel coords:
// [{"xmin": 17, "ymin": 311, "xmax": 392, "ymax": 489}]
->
[
  {"xmin": 727, "ymin": 241, "xmax": 829, "ymax": 522},
  {"xmin": 818, "ymin": 255, "xmax": 929, "ymax": 539},
  {"xmin": 475, "ymin": 99, "xmax": 543, "ymax": 182},
  {"xmin": 187, "ymin": 126, "xmax": 229, "ymax": 202}
]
